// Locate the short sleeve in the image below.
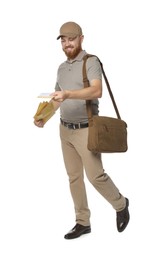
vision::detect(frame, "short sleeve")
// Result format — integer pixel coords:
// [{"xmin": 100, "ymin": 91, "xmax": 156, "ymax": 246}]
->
[{"xmin": 86, "ymin": 56, "xmax": 102, "ymax": 82}]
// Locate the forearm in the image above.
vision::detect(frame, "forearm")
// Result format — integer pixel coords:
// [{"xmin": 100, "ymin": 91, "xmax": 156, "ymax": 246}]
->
[
  {"xmin": 52, "ymin": 79, "xmax": 102, "ymax": 102},
  {"xmin": 65, "ymin": 85, "xmax": 101, "ymax": 100}
]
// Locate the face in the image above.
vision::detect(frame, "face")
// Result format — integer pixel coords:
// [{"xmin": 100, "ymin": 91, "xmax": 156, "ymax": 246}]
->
[{"xmin": 61, "ymin": 35, "xmax": 84, "ymax": 60}]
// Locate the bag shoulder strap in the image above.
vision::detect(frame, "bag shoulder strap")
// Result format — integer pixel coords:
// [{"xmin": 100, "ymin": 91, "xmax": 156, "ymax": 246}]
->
[{"xmin": 82, "ymin": 54, "xmax": 121, "ymax": 119}]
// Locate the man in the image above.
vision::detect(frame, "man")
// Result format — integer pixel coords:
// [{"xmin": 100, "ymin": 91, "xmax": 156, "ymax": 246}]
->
[{"xmin": 34, "ymin": 21, "xmax": 130, "ymax": 239}]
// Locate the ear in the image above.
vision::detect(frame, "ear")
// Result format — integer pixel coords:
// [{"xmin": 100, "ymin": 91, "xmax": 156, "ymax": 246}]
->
[{"xmin": 80, "ymin": 35, "xmax": 84, "ymax": 43}]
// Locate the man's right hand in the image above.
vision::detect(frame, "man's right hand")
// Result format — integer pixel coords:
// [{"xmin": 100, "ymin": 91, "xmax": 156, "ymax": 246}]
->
[{"xmin": 33, "ymin": 119, "xmax": 44, "ymax": 128}]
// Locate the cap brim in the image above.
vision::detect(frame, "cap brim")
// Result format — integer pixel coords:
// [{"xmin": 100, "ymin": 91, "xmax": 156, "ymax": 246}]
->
[{"xmin": 57, "ymin": 35, "xmax": 62, "ymax": 40}]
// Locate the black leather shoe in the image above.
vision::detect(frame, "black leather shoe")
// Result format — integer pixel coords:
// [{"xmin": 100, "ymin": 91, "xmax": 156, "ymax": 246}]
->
[
  {"xmin": 117, "ymin": 198, "xmax": 130, "ymax": 232},
  {"xmin": 64, "ymin": 224, "xmax": 91, "ymax": 239}
]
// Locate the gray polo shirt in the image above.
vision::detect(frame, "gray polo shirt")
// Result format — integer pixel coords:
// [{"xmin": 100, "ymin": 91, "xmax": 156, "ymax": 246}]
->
[{"xmin": 55, "ymin": 50, "xmax": 102, "ymax": 123}]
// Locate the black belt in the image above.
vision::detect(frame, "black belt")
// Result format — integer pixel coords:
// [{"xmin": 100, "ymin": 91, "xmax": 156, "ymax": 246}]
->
[{"xmin": 60, "ymin": 119, "xmax": 88, "ymax": 129}]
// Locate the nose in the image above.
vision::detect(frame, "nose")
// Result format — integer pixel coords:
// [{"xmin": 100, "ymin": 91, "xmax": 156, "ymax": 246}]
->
[
  {"xmin": 65, "ymin": 41, "xmax": 69, "ymax": 47},
  {"xmin": 65, "ymin": 39, "xmax": 71, "ymax": 46}
]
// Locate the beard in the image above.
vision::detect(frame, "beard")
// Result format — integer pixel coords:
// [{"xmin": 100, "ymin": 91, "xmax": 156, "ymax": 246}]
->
[{"xmin": 63, "ymin": 44, "xmax": 82, "ymax": 60}]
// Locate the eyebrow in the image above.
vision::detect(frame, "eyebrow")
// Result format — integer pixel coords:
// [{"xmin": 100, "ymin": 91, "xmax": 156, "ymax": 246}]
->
[{"xmin": 61, "ymin": 36, "xmax": 77, "ymax": 41}]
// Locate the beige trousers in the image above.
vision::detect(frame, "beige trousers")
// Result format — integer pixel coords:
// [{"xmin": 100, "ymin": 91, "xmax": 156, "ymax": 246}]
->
[{"xmin": 60, "ymin": 124, "xmax": 126, "ymax": 226}]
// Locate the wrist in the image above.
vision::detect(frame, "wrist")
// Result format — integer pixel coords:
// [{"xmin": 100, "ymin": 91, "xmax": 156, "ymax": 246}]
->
[{"xmin": 64, "ymin": 90, "xmax": 70, "ymax": 99}]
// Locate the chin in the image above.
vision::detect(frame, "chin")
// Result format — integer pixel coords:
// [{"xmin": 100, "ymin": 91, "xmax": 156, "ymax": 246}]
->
[{"xmin": 64, "ymin": 47, "xmax": 82, "ymax": 60}]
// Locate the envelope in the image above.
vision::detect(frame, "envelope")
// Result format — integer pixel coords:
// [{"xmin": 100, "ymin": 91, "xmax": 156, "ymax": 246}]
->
[{"xmin": 33, "ymin": 101, "xmax": 55, "ymax": 124}]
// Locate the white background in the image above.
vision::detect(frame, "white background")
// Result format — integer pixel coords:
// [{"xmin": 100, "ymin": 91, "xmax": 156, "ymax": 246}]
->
[{"xmin": 0, "ymin": 0, "xmax": 164, "ymax": 259}]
